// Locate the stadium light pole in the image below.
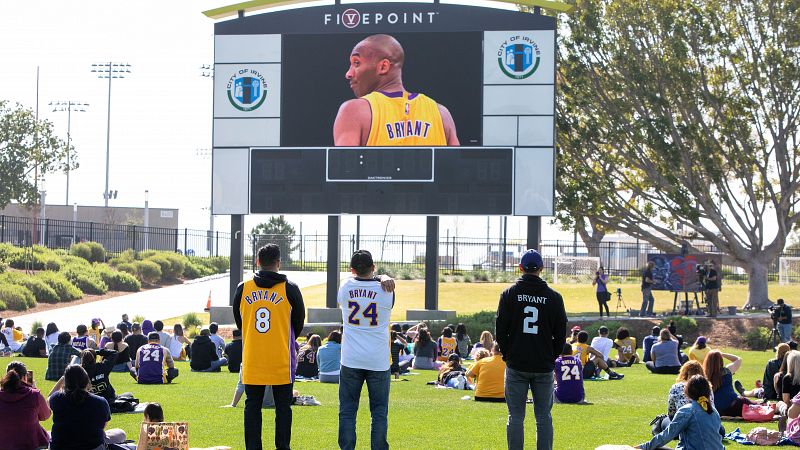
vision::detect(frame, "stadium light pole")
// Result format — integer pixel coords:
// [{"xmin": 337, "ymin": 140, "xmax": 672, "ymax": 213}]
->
[
  {"xmin": 49, "ymin": 100, "xmax": 88, "ymax": 205},
  {"xmin": 91, "ymin": 62, "xmax": 131, "ymax": 207}
]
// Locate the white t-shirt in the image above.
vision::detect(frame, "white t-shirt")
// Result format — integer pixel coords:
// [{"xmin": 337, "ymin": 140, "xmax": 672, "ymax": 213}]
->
[
  {"xmin": 591, "ymin": 336, "xmax": 614, "ymax": 360},
  {"xmin": 338, "ymin": 277, "xmax": 394, "ymax": 371}
]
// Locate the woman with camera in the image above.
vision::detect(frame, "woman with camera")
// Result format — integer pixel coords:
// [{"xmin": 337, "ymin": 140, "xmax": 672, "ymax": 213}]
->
[
  {"xmin": 593, "ymin": 266, "xmax": 611, "ymax": 318},
  {"xmin": 0, "ymin": 360, "xmax": 51, "ymax": 449}
]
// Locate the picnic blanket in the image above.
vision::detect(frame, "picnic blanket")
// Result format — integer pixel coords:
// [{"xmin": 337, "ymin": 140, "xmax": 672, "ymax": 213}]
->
[{"xmin": 724, "ymin": 427, "xmax": 800, "ymax": 446}]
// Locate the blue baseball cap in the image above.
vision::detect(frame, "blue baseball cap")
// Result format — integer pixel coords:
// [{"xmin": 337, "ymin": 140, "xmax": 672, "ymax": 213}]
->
[{"xmin": 520, "ymin": 249, "xmax": 543, "ymax": 271}]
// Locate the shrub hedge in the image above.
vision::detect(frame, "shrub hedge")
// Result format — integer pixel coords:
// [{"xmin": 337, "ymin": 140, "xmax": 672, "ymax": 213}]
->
[
  {"xmin": 35, "ymin": 271, "xmax": 83, "ymax": 302},
  {"xmin": 60, "ymin": 264, "xmax": 108, "ymax": 295},
  {"xmin": 0, "ymin": 284, "xmax": 35, "ymax": 311},
  {"xmin": 93, "ymin": 264, "xmax": 141, "ymax": 292},
  {"xmin": 0, "ymin": 272, "xmax": 59, "ymax": 304}
]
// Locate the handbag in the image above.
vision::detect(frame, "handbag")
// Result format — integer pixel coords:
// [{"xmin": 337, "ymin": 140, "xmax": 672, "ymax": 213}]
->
[
  {"xmin": 742, "ymin": 403, "xmax": 777, "ymax": 422},
  {"xmin": 140, "ymin": 422, "xmax": 189, "ymax": 450}
]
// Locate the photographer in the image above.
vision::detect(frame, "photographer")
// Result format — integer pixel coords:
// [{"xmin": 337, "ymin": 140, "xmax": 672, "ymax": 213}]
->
[
  {"xmin": 704, "ymin": 261, "xmax": 720, "ymax": 317},
  {"xmin": 775, "ymin": 298, "xmax": 793, "ymax": 343},
  {"xmin": 640, "ymin": 261, "xmax": 656, "ymax": 317},
  {"xmin": 593, "ymin": 266, "xmax": 611, "ymax": 318}
]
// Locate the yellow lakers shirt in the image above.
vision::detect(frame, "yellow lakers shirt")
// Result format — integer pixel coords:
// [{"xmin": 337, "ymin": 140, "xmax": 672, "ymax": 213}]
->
[
  {"xmin": 239, "ymin": 279, "xmax": 293, "ymax": 385},
  {"xmin": 362, "ymin": 91, "xmax": 446, "ymax": 146}
]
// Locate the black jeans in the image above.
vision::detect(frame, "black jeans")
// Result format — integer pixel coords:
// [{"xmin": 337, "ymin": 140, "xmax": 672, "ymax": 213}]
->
[
  {"xmin": 596, "ymin": 292, "xmax": 610, "ymax": 317},
  {"xmin": 645, "ymin": 362, "xmax": 681, "ymax": 375},
  {"xmin": 244, "ymin": 383, "xmax": 294, "ymax": 450}
]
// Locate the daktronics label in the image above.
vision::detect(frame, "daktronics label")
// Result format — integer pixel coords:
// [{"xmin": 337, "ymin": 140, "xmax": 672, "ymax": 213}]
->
[{"xmin": 324, "ymin": 9, "xmax": 437, "ymax": 28}]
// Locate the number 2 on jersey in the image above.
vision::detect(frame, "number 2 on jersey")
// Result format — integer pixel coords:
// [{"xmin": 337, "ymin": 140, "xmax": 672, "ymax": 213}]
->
[
  {"xmin": 522, "ymin": 306, "xmax": 539, "ymax": 334},
  {"xmin": 348, "ymin": 301, "xmax": 378, "ymax": 326}
]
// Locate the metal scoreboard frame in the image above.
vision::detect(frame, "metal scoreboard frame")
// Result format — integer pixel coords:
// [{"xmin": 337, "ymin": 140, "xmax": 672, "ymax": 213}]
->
[{"xmin": 203, "ymin": 0, "xmax": 571, "ymax": 312}]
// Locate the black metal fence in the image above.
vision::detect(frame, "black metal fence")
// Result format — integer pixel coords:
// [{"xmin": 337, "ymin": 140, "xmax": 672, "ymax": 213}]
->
[{"xmin": 3, "ymin": 214, "xmax": 799, "ymax": 282}]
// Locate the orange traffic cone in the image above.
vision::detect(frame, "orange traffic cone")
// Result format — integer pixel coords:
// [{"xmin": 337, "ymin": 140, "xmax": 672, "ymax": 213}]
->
[{"xmin": 204, "ymin": 290, "xmax": 212, "ymax": 312}]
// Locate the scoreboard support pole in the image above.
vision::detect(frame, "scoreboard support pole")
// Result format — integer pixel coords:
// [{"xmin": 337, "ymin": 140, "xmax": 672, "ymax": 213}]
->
[
  {"xmin": 326, "ymin": 215, "xmax": 340, "ymax": 308},
  {"xmin": 527, "ymin": 216, "xmax": 541, "ymax": 251},
  {"xmin": 425, "ymin": 216, "xmax": 439, "ymax": 310},
  {"xmin": 229, "ymin": 214, "xmax": 244, "ymax": 306}
]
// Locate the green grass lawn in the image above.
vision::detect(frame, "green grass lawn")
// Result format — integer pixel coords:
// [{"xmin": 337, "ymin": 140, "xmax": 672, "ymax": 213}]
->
[
  {"xmin": 299, "ymin": 280, "xmax": 800, "ymax": 319},
  {"xmin": 2, "ymin": 348, "xmax": 779, "ymax": 449}
]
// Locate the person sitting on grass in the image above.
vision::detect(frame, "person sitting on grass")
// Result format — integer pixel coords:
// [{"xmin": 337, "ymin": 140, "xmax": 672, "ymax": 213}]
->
[
  {"xmin": 465, "ymin": 343, "xmax": 506, "ymax": 402},
  {"xmin": 642, "ymin": 326, "xmax": 660, "ymax": 363},
  {"xmin": 437, "ymin": 326, "xmax": 457, "ymax": 362},
  {"xmin": 758, "ymin": 343, "xmax": 790, "ymax": 401},
  {"xmin": 2, "ymin": 319, "xmax": 25, "ymax": 353},
  {"xmin": 645, "ymin": 329, "xmax": 683, "ymax": 375},
  {"xmin": 470, "ymin": 331, "xmax": 494, "ymax": 359},
  {"xmin": 189, "ymin": 328, "xmax": 228, "ymax": 372},
  {"xmin": 124, "ymin": 323, "xmax": 148, "ymax": 359},
  {"xmin": 169, "ymin": 324, "xmax": 191, "ymax": 361},
  {"xmin": 438, "ymin": 353, "xmax": 468, "ymax": 388},
  {"xmin": 318, "ymin": 330, "xmax": 342, "ymax": 384},
  {"xmin": 703, "ymin": 350, "xmax": 754, "ymax": 417},
  {"xmin": 136, "ymin": 332, "xmax": 179, "ymax": 384},
  {"xmin": 634, "ymin": 374, "xmax": 724, "ymax": 450},
  {"xmin": 224, "ymin": 329, "xmax": 243, "ymax": 374},
  {"xmin": 652, "ymin": 360, "xmax": 715, "ymax": 434},
  {"xmin": 454, "ymin": 323, "xmax": 472, "ymax": 358},
  {"xmin": 106, "ymin": 330, "xmax": 135, "ymax": 373},
  {"xmin": 590, "ymin": 326, "xmax": 614, "ymax": 366},
  {"xmin": 568, "ymin": 325, "xmax": 581, "ymax": 345},
  {"xmin": 153, "ymin": 320, "xmax": 172, "ymax": 351},
  {"xmin": 49, "ymin": 365, "xmax": 112, "ymax": 450},
  {"xmin": 99, "ymin": 328, "xmax": 114, "ymax": 349},
  {"xmin": 45, "ymin": 322, "xmax": 60, "ymax": 349},
  {"xmin": 613, "ymin": 327, "xmax": 639, "ymax": 366},
  {"xmin": 72, "ymin": 324, "xmax": 97, "ymax": 351},
  {"xmin": 89, "ymin": 318, "xmax": 106, "ymax": 346},
  {"xmin": 49, "ymin": 348, "xmax": 137, "ymax": 413},
  {"xmin": 46, "ymin": 332, "xmax": 81, "ymax": 381},
  {"xmin": 22, "ymin": 327, "xmax": 48, "ymax": 357},
  {"xmin": 0, "ymin": 360, "xmax": 51, "ymax": 449},
  {"xmin": 573, "ymin": 331, "xmax": 624, "ymax": 380},
  {"xmin": 554, "ymin": 343, "xmax": 584, "ymax": 404},
  {"xmin": 687, "ymin": 336, "xmax": 711, "ymax": 363},
  {"xmin": 473, "ymin": 348, "xmax": 491, "ymax": 361},
  {"xmin": 297, "ymin": 334, "xmax": 322, "ymax": 378},
  {"xmin": 412, "ymin": 328, "xmax": 439, "ymax": 370},
  {"xmin": 208, "ymin": 322, "xmax": 225, "ymax": 358},
  {"xmin": 390, "ymin": 331, "xmax": 411, "ymax": 377}
]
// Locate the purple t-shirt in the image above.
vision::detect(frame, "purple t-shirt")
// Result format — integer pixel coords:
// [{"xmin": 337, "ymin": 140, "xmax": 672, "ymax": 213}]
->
[
  {"xmin": 72, "ymin": 336, "xmax": 89, "ymax": 350},
  {"xmin": 137, "ymin": 344, "xmax": 166, "ymax": 384},
  {"xmin": 554, "ymin": 355, "xmax": 585, "ymax": 403},
  {"xmin": 595, "ymin": 274, "xmax": 609, "ymax": 293}
]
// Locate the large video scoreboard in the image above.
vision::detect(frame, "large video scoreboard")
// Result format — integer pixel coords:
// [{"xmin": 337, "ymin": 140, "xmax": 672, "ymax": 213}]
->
[{"xmin": 210, "ymin": 1, "xmax": 557, "ymax": 217}]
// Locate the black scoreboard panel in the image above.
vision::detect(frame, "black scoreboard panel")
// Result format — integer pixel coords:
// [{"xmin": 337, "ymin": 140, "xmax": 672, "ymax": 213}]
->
[{"xmin": 250, "ymin": 147, "xmax": 513, "ymax": 215}]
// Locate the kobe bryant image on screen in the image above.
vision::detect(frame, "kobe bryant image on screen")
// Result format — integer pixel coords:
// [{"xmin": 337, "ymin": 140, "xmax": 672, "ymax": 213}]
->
[{"xmin": 333, "ymin": 34, "xmax": 459, "ymax": 147}]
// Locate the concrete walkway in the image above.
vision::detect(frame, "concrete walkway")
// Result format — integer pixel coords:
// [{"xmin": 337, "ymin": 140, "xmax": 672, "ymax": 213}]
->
[{"xmin": 7, "ymin": 271, "xmax": 334, "ymax": 332}]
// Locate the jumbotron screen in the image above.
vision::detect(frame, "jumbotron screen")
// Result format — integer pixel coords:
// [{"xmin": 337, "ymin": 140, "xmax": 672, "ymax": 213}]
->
[{"xmin": 210, "ymin": 2, "xmax": 556, "ymax": 216}]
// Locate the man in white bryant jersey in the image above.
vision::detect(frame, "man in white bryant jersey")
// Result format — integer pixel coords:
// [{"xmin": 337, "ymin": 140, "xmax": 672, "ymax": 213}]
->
[{"xmin": 337, "ymin": 250, "xmax": 395, "ymax": 450}]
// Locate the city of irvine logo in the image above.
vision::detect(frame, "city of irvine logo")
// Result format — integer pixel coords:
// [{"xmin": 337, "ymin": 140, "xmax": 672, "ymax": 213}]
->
[
  {"xmin": 497, "ymin": 35, "xmax": 541, "ymax": 79},
  {"xmin": 226, "ymin": 68, "xmax": 267, "ymax": 112}
]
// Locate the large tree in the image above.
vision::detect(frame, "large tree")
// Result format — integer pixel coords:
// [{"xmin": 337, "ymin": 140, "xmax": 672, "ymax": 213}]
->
[
  {"xmin": 250, "ymin": 215, "xmax": 299, "ymax": 265},
  {"xmin": 556, "ymin": 0, "xmax": 800, "ymax": 308},
  {"xmin": 0, "ymin": 101, "xmax": 72, "ymax": 207}
]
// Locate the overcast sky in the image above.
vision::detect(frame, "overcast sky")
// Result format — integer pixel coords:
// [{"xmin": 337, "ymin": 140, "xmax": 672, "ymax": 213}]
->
[{"xmin": 0, "ymin": 0, "xmax": 571, "ymax": 244}]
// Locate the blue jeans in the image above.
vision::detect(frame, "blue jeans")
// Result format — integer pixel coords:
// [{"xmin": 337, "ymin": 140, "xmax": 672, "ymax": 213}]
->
[
  {"xmin": 338, "ymin": 365, "xmax": 390, "ymax": 450},
  {"xmin": 505, "ymin": 367, "xmax": 554, "ymax": 450},
  {"xmin": 194, "ymin": 357, "xmax": 228, "ymax": 372},
  {"xmin": 779, "ymin": 323, "xmax": 793, "ymax": 343},
  {"xmin": 640, "ymin": 288, "xmax": 655, "ymax": 315}
]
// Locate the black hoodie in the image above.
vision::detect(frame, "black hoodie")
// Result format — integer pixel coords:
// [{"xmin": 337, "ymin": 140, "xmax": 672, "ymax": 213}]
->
[
  {"xmin": 190, "ymin": 335, "xmax": 219, "ymax": 371},
  {"xmin": 232, "ymin": 270, "xmax": 305, "ymax": 341},
  {"xmin": 495, "ymin": 274, "xmax": 567, "ymax": 373}
]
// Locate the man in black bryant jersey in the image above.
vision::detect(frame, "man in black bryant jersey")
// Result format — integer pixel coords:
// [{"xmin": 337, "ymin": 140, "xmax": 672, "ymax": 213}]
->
[{"xmin": 496, "ymin": 249, "xmax": 567, "ymax": 450}]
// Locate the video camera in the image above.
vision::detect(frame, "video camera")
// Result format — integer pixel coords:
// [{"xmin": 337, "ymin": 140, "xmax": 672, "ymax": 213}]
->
[{"xmin": 769, "ymin": 304, "xmax": 781, "ymax": 322}]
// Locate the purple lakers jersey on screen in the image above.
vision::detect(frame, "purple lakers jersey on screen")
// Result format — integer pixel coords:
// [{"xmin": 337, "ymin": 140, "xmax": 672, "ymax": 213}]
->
[
  {"xmin": 138, "ymin": 344, "xmax": 166, "ymax": 384},
  {"xmin": 72, "ymin": 336, "xmax": 89, "ymax": 350},
  {"xmin": 554, "ymin": 355, "xmax": 585, "ymax": 403}
]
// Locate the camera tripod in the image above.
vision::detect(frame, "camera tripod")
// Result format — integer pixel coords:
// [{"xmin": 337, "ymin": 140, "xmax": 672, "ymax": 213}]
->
[
  {"xmin": 614, "ymin": 289, "xmax": 627, "ymax": 318},
  {"xmin": 765, "ymin": 320, "xmax": 781, "ymax": 352}
]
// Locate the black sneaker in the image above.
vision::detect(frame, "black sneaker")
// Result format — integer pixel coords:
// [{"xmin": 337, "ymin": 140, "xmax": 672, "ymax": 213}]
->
[
  {"xmin": 608, "ymin": 371, "xmax": 624, "ymax": 380},
  {"xmin": 734, "ymin": 379, "xmax": 745, "ymax": 396}
]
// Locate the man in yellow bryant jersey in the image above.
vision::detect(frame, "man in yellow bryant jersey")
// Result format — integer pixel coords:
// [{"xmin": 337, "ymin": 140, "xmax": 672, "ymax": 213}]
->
[
  {"xmin": 333, "ymin": 34, "xmax": 460, "ymax": 146},
  {"xmin": 233, "ymin": 244, "xmax": 305, "ymax": 450}
]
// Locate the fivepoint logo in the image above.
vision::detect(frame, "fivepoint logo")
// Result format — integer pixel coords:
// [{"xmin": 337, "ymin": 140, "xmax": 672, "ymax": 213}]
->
[{"xmin": 323, "ymin": 8, "xmax": 437, "ymax": 28}]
